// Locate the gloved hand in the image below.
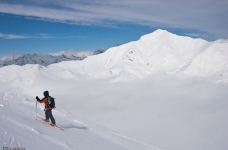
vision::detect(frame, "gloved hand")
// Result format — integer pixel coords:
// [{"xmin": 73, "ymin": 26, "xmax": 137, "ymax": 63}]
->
[{"xmin": 36, "ymin": 96, "xmax": 39, "ymax": 100}]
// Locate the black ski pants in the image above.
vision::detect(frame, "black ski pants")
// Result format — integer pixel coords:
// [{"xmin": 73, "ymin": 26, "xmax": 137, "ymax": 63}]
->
[{"xmin": 45, "ymin": 110, "xmax": 56, "ymax": 125}]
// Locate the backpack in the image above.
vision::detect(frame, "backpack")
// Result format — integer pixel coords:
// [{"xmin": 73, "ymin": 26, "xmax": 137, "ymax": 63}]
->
[{"xmin": 48, "ymin": 96, "xmax": 55, "ymax": 108}]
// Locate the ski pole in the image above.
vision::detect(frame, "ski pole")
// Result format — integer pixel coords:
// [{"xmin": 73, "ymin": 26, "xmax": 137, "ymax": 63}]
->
[{"xmin": 36, "ymin": 100, "xmax": 37, "ymax": 117}]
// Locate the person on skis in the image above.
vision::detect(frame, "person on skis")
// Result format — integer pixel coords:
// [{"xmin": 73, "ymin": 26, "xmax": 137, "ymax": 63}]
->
[{"xmin": 36, "ymin": 91, "xmax": 56, "ymax": 126}]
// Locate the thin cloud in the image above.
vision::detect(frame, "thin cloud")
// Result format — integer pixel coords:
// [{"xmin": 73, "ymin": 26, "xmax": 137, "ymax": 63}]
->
[
  {"xmin": 0, "ymin": 33, "xmax": 30, "ymax": 39},
  {"xmin": 0, "ymin": 32, "xmax": 54, "ymax": 39},
  {"xmin": 0, "ymin": 0, "xmax": 227, "ymax": 39},
  {"xmin": 183, "ymin": 33, "xmax": 204, "ymax": 38},
  {"xmin": 0, "ymin": 32, "xmax": 87, "ymax": 40}
]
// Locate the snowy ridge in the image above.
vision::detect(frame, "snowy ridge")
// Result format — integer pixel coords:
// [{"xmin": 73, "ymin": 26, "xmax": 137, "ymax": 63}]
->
[
  {"xmin": 0, "ymin": 92, "xmax": 160, "ymax": 150},
  {"xmin": 46, "ymin": 29, "xmax": 228, "ymax": 82}
]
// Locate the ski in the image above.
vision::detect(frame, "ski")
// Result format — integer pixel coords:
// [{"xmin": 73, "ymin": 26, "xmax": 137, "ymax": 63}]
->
[{"xmin": 36, "ymin": 116, "xmax": 64, "ymax": 131}]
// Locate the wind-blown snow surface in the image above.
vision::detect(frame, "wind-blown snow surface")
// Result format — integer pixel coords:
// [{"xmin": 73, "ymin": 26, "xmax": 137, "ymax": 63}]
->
[
  {"xmin": 0, "ymin": 30, "xmax": 228, "ymax": 150},
  {"xmin": 0, "ymin": 92, "xmax": 159, "ymax": 150}
]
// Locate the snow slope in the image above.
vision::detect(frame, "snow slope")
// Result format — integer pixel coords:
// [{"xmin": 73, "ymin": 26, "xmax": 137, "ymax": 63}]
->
[
  {"xmin": 0, "ymin": 92, "xmax": 159, "ymax": 150},
  {"xmin": 1, "ymin": 74, "xmax": 227, "ymax": 150}
]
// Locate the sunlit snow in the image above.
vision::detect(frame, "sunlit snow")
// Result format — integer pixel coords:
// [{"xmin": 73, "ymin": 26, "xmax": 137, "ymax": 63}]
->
[{"xmin": 0, "ymin": 30, "xmax": 228, "ymax": 150}]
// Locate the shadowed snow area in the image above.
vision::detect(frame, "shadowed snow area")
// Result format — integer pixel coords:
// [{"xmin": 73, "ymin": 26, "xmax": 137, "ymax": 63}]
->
[{"xmin": 0, "ymin": 30, "xmax": 228, "ymax": 150}]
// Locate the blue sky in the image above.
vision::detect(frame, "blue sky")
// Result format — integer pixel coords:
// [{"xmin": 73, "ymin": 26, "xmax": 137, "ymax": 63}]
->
[{"xmin": 0, "ymin": 0, "xmax": 227, "ymax": 58}]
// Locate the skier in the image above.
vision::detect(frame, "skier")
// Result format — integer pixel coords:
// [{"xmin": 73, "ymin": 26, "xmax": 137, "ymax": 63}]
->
[{"xmin": 36, "ymin": 91, "xmax": 56, "ymax": 126}]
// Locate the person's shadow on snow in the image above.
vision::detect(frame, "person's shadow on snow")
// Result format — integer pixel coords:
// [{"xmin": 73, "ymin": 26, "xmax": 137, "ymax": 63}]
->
[{"xmin": 60, "ymin": 124, "xmax": 88, "ymax": 130}]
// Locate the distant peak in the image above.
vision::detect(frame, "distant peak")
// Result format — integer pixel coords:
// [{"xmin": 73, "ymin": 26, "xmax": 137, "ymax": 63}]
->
[
  {"xmin": 152, "ymin": 29, "xmax": 178, "ymax": 37},
  {"xmin": 143, "ymin": 29, "xmax": 174, "ymax": 37},
  {"xmin": 140, "ymin": 29, "xmax": 176, "ymax": 43},
  {"xmin": 154, "ymin": 29, "xmax": 169, "ymax": 33}
]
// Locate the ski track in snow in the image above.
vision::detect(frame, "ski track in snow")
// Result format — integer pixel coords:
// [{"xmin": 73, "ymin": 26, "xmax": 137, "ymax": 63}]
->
[
  {"xmin": 34, "ymin": 118, "xmax": 76, "ymax": 150},
  {"xmin": 6, "ymin": 117, "xmax": 41, "ymax": 135},
  {"xmin": 91, "ymin": 128, "xmax": 159, "ymax": 150},
  {"xmin": 41, "ymin": 134, "xmax": 74, "ymax": 150},
  {"xmin": 106, "ymin": 131, "xmax": 160, "ymax": 150}
]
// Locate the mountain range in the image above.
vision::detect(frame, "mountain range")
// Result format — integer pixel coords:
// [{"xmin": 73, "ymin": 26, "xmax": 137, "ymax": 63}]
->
[
  {"xmin": 0, "ymin": 50, "xmax": 104, "ymax": 67},
  {"xmin": 0, "ymin": 29, "xmax": 228, "ymax": 85}
]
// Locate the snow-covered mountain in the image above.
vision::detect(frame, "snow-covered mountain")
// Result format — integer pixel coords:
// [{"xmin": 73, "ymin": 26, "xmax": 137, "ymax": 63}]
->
[
  {"xmin": 0, "ymin": 50, "xmax": 104, "ymax": 67},
  {"xmin": 76, "ymin": 29, "xmax": 227, "ymax": 81},
  {"xmin": 1, "ymin": 29, "xmax": 227, "ymax": 84}
]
